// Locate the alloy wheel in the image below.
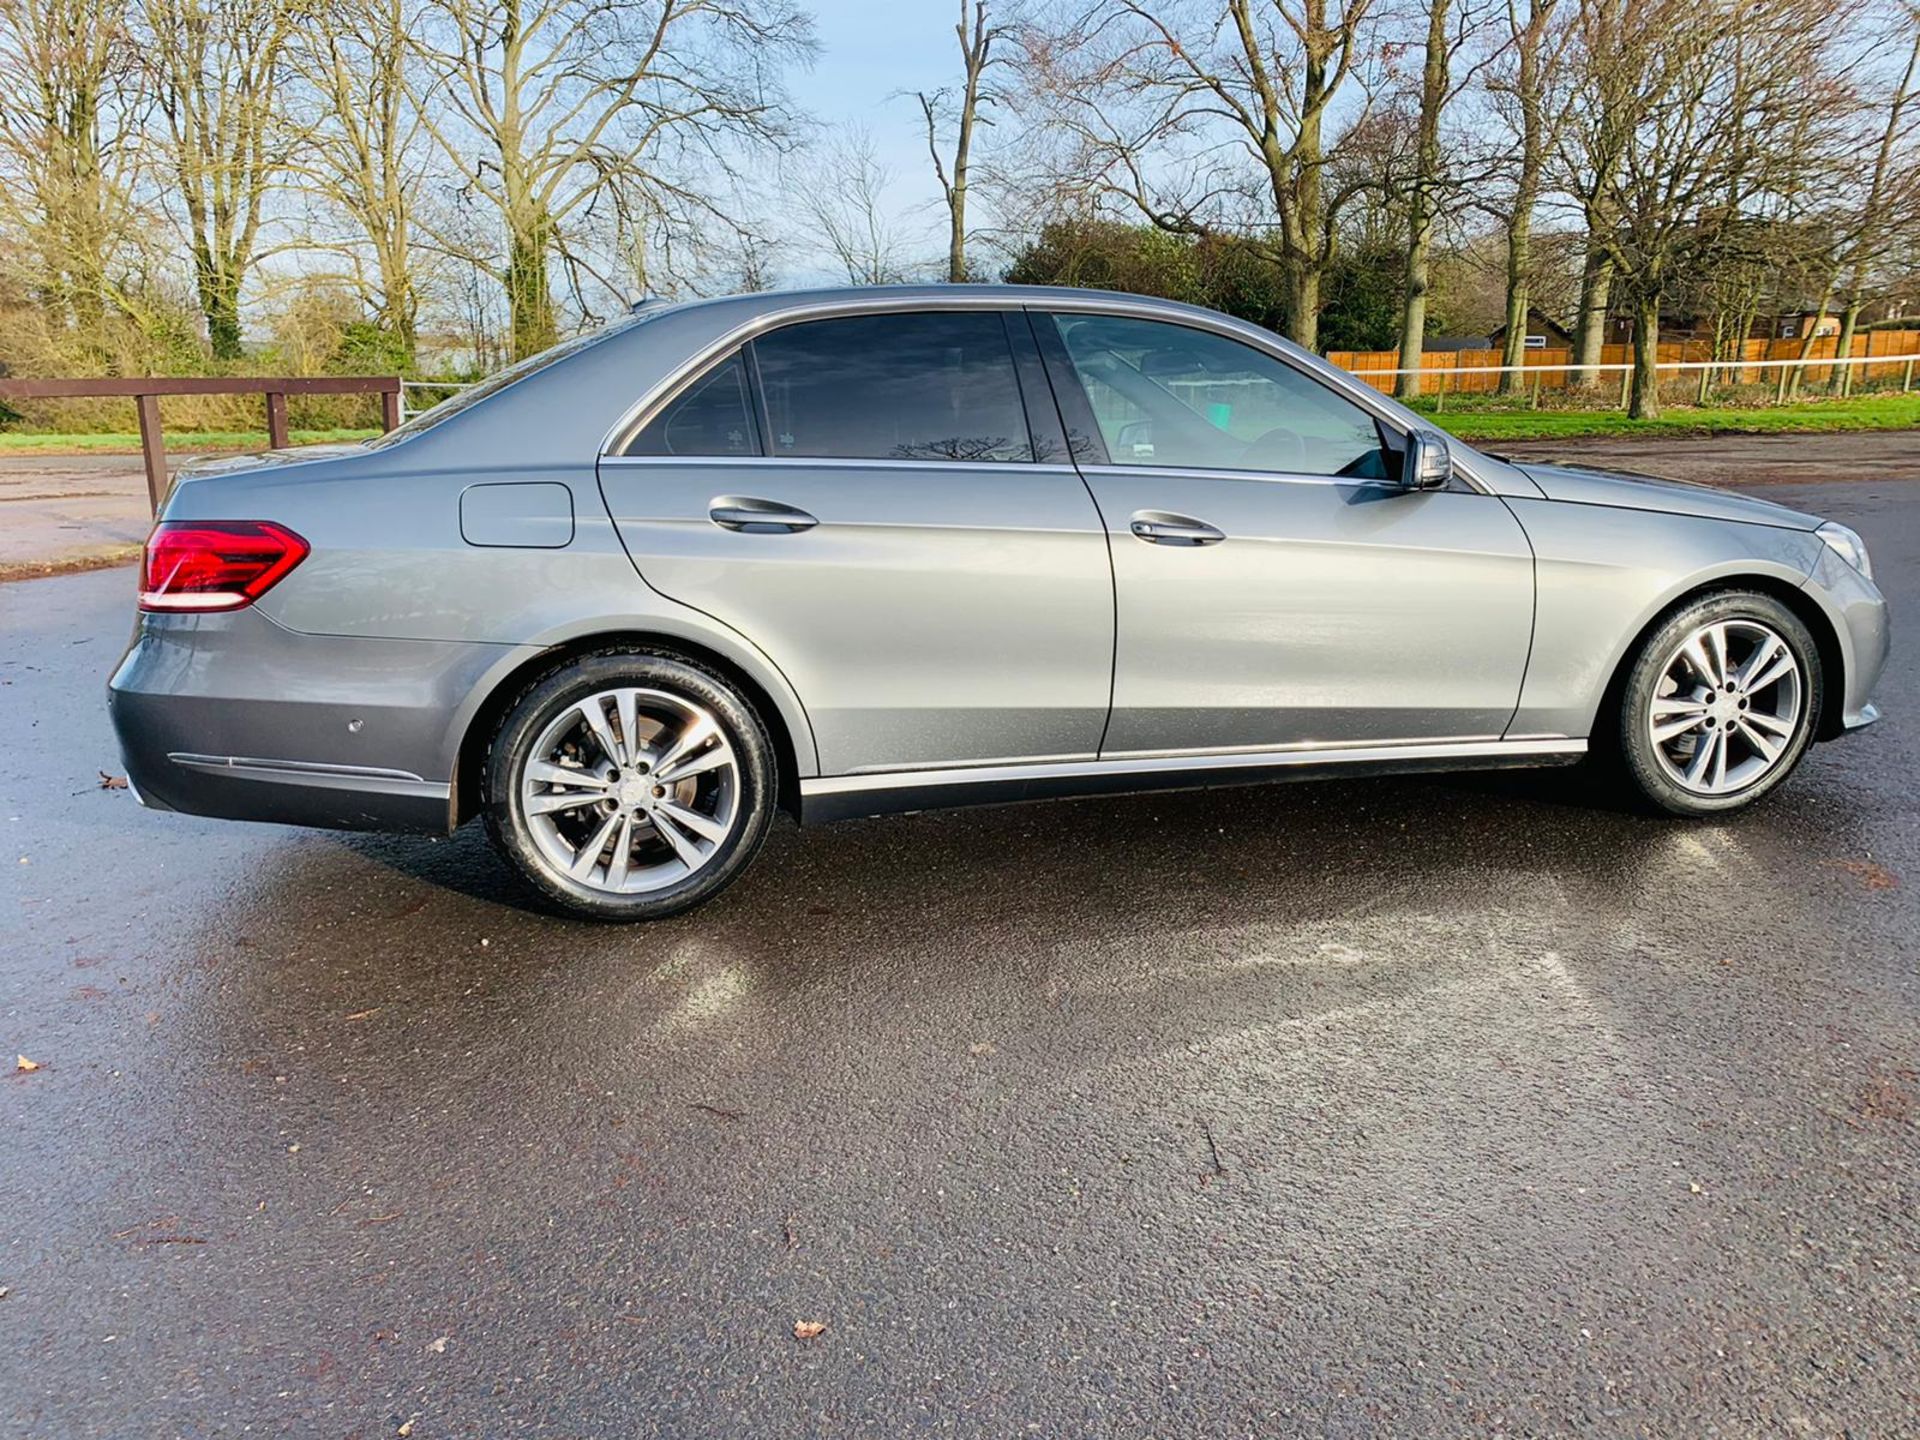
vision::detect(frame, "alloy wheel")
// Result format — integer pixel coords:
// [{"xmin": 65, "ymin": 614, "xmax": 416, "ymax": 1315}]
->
[
  {"xmin": 1646, "ymin": 619, "xmax": 1804, "ymax": 797},
  {"xmin": 518, "ymin": 687, "xmax": 739, "ymax": 893}
]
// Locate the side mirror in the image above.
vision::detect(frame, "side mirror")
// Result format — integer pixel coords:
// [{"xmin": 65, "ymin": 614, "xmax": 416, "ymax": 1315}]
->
[{"xmin": 1402, "ymin": 430, "xmax": 1452, "ymax": 490}]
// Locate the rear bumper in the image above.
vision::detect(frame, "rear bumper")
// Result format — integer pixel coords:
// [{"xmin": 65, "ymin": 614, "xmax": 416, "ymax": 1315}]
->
[{"xmin": 107, "ymin": 608, "xmax": 520, "ymax": 834}]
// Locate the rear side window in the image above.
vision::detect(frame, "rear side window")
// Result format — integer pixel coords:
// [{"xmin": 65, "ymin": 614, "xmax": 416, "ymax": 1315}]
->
[
  {"xmin": 752, "ymin": 312, "xmax": 1033, "ymax": 463},
  {"xmin": 625, "ymin": 350, "xmax": 760, "ymax": 457}
]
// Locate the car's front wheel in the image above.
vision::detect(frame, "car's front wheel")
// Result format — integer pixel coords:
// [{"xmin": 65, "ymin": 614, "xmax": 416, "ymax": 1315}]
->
[
  {"xmin": 484, "ymin": 652, "xmax": 777, "ymax": 919},
  {"xmin": 1617, "ymin": 590, "xmax": 1823, "ymax": 816}
]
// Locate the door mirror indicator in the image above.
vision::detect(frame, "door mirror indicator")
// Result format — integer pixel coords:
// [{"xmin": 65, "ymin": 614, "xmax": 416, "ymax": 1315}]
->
[{"xmin": 1403, "ymin": 430, "xmax": 1452, "ymax": 490}]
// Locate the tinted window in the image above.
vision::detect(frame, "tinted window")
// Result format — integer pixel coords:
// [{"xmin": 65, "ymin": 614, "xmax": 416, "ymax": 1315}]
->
[
  {"xmin": 753, "ymin": 312, "xmax": 1033, "ymax": 463},
  {"xmin": 1048, "ymin": 314, "xmax": 1391, "ymax": 480},
  {"xmin": 625, "ymin": 350, "xmax": 760, "ymax": 457}
]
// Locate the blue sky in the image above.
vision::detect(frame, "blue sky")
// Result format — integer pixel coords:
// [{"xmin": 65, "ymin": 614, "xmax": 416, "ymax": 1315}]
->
[{"xmin": 779, "ymin": 1, "xmax": 970, "ymax": 276}]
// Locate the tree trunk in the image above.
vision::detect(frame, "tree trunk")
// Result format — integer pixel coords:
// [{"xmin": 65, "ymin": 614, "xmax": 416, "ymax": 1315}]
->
[
  {"xmin": 1629, "ymin": 290, "xmax": 1660, "ymax": 419},
  {"xmin": 1395, "ymin": 224, "xmax": 1433, "ymax": 400},
  {"xmin": 1395, "ymin": 0, "xmax": 1450, "ymax": 401},
  {"xmin": 1828, "ymin": 298, "xmax": 1862, "ymax": 396},
  {"xmin": 197, "ymin": 258, "xmax": 244, "ymax": 362},
  {"xmin": 506, "ymin": 216, "xmax": 557, "ymax": 361},
  {"xmin": 1498, "ymin": 212, "xmax": 1534, "ymax": 394},
  {"xmin": 1286, "ymin": 262, "xmax": 1319, "ymax": 351},
  {"xmin": 1572, "ymin": 246, "xmax": 1613, "ymax": 388}
]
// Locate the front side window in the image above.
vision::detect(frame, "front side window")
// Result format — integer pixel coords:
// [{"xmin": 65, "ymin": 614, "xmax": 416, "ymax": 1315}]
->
[
  {"xmin": 1046, "ymin": 313, "xmax": 1392, "ymax": 480},
  {"xmin": 752, "ymin": 312, "xmax": 1033, "ymax": 463},
  {"xmin": 625, "ymin": 350, "xmax": 760, "ymax": 457}
]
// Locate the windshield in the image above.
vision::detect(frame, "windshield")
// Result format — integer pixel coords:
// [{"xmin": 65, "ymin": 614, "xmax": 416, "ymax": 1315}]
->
[{"xmin": 364, "ymin": 312, "xmax": 647, "ymax": 448}]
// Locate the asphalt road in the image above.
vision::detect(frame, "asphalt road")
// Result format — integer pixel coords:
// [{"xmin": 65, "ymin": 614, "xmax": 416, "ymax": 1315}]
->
[{"xmin": 3, "ymin": 479, "xmax": 1917, "ymax": 1438}]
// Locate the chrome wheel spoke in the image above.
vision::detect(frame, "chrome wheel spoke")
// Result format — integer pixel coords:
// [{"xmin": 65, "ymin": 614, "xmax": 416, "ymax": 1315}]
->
[
  {"xmin": 1737, "ymin": 718, "xmax": 1783, "ymax": 762},
  {"xmin": 654, "ymin": 716, "xmax": 720, "ymax": 780},
  {"xmin": 647, "ymin": 810, "xmax": 704, "ymax": 868},
  {"xmin": 658, "ymin": 799, "xmax": 727, "ymax": 845},
  {"xmin": 1651, "ymin": 695, "xmax": 1710, "ymax": 743},
  {"xmin": 1684, "ymin": 727, "xmax": 1725, "ymax": 790},
  {"xmin": 656, "ymin": 740, "xmax": 731, "ymax": 784},
  {"xmin": 528, "ymin": 788, "xmax": 607, "ymax": 816},
  {"xmin": 615, "ymin": 688, "xmax": 642, "ymax": 765},
  {"xmin": 576, "ymin": 699, "xmax": 622, "ymax": 767},
  {"xmin": 1734, "ymin": 634, "xmax": 1781, "ymax": 691},
  {"xmin": 605, "ymin": 815, "xmax": 635, "ymax": 889},
  {"xmin": 1743, "ymin": 706, "xmax": 1793, "ymax": 738},
  {"xmin": 1743, "ymin": 652, "xmax": 1796, "ymax": 696},
  {"xmin": 525, "ymin": 760, "xmax": 611, "ymax": 792},
  {"xmin": 570, "ymin": 809, "xmax": 623, "ymax": 879},
  {"xmin": 1682, "ymin": 634, "xmax": 1721, "ymax": 687}
]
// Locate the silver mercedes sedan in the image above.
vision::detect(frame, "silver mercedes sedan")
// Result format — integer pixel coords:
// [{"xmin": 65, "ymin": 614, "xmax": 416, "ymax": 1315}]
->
[{"xmin": 108, "ymin": 285, "xmax": 1888, "ymax": 919}]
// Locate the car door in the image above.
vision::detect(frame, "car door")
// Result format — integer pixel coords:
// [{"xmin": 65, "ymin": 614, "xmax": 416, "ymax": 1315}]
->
[
  {"xmin": 1033, "ymin": 309, "xmax": 1535, "ymax": 757},
  {"xmin": 598, "ymin": 308, "xmax": 1115, "ymax": 776}
]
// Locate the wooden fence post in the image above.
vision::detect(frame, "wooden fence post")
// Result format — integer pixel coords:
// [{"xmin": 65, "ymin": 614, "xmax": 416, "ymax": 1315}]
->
[
  {"xmin": 265, "ymin": 390, "xmax": 290, "ymax": 449},
  {"xmin": 135, "ymin": 393, "xmax": 167, "ymax": 512},
  {"xmin": 381, "ymin": 384, "xmax": 402, "ymax": 431}
]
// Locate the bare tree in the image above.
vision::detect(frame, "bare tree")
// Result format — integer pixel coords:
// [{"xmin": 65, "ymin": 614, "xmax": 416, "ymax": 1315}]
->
[
  {"xmin": 1829, "ymin": 4, "xmax": 1920, "ymax": 388},
  {"xmin": 288, "ymin": 0, "xmax": 428, "ymax": 364},
  {"xmin": 142, "ymin": 0, "xmax": 299, "ymax": 360},
  {"xmin": 1570, "ymin": 0, "xmax": 1848, "ymax": 416},
  {"xmin": 412, "ymin": 0, "xmax": 812, "ymax": 360},
  {"xmin": 803, "ymin": 128, "xmax": 922, "ymax": 284},
  {"xmin": 1487, "ymin": 0, "xmax": 1568, "ymax": 391},
  {"xmin": 1390, "ymin": 0, "xmax": 1498, "ymax": 397},
  {"xmin": 1016, "ymin": 0, "xmax": 1383, "ymax": 349},
  {"xmin": 917, "ymin": 1, "xmax": 1008, "ymax": 282},
  {"xmin": 0, "ymin": 0, "xmax": 144, "ymax": 349}
]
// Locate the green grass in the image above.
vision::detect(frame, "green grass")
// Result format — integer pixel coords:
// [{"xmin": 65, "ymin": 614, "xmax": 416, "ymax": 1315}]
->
[
  {"xmin": 0, "ymin": 427, "xmax": 379, "ymax": 455},
  {"xmin": 1421, "ymin": 391, "xmax": 1920, "ymax": 442}
]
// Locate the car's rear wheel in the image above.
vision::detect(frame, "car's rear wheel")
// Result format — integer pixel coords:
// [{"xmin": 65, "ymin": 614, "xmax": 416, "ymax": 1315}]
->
[
  {"xmin": 485, "ymin": 652, "xmax": 776, "ymax": 919},
  {"xmin": 1617, "ymin": 590, "xmax": 1822, "ymax": 816}
]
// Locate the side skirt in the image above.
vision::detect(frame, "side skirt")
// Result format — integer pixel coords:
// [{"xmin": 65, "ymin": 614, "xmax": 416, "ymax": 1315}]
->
[{"xmin": 798, "ymin": 739, "xmax": 1588, "ymax": 825}]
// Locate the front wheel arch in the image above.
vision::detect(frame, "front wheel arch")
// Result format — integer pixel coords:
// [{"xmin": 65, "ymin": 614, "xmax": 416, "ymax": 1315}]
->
[{"xmin": 1589, "ymin": 575, "xmax": 1847, "ymax": 758}]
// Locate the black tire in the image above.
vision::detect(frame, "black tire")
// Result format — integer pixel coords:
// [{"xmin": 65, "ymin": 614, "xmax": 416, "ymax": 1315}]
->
[
  {"xmin": 484, "ymin": 651, "xmax": 777, "ymax": 920},
  {"xmin": 1616, "ymin": 589, "xmax": 1823, "ymax": 816}
]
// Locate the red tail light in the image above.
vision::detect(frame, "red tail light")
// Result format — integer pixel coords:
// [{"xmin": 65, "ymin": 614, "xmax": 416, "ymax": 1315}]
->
[{"xmin": 139, "ymin": 521, "xmax": 310, "ymax": 612}]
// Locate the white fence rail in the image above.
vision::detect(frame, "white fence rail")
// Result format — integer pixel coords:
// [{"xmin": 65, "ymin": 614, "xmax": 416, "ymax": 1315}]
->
[
  {"xmin": 1346, "ymin": 350, "xmax": 1920, "ymax": 409},
  {"xmin": 402, "ymin": 347, "xmax": 1920, "ymax": 422}
]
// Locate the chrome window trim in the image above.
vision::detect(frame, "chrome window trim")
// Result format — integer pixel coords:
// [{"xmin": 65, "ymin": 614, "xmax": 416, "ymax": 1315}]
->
[
  {"xmin": 802, "ymin": 736, "xmax": 1584, "ymax": 797},
  {"xmin": 599, "ymin": 454, "xmax": 1087, "ymax": 477},
  {"xmin": 595, "ymin": 292, "xmax": 1492, "ymax": 496}
]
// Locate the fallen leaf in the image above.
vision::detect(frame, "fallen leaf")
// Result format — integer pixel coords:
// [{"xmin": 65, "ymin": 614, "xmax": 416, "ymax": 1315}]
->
[
  {"xmin": 14, "ymin": 1056, "xmax": 39, "ymax": 1073},
  {"xmin": 97, "ymin": 772, "xmax": 128, "ymax": 790},
  {"xmin": 427, "ymin": 1335, "xmax": 449, "ymax": 1354},
  {"xmin": 793, "ymin": 1320, "xmax": 827, "ymax": 1340},
  {"xmin": 1830, "ymin": 858, "xmax": 1899, "ymax": 891},
  {"xmin": 397, "ymin": 1422, "xmax": 414, "ymax": 1438}
]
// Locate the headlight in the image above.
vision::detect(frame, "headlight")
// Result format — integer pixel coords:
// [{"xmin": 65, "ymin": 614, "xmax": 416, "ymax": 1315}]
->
[{"xmin": 1817, "ymin": 521, "xmax": 1872, "ymax": 581}]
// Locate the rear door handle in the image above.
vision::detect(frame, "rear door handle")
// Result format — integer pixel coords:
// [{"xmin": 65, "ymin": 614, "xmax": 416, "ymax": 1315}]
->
[
  {"xmin": 709, "ymin": 496, "xmax": 819, "ymax": 533},
  {"xmin": 1129, "ymin": 511, "xmax": 1225, "ymax": 546}
]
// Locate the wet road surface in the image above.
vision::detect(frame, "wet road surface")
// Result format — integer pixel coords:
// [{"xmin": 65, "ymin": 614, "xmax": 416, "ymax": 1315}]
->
[{"xmin": 2, "ymin": 481, "xmax": 1916, "ymax": 1438}]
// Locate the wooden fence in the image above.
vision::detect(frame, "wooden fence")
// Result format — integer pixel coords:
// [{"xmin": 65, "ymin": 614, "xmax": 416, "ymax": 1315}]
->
[
  {"xmin": 1328, "ymin": 329, "xmax": 1920, "ymax": 396},
  {"xmin": 0, "ymin": 375, "xmax": 402, "ymax": 510}
]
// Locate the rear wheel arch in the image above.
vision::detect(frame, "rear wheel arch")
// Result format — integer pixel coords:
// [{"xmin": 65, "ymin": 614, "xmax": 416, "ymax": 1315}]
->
[
  {"xmin": 451, "ymin": 632, "xmax": 808, "ymax": 829},
  {"xmin": 1591, "ymin": 574, "xmax": 1846, "ymax": 754}
]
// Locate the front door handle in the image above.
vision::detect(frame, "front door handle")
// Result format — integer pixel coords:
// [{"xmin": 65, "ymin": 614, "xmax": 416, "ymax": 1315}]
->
[
  {"xmin": 709, "ymin": 496, "xmax": 819, "ymax": 533},
  {"xmin": 1129, "ymin": 510, "xmax": 1225, "ymax": 546}
]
